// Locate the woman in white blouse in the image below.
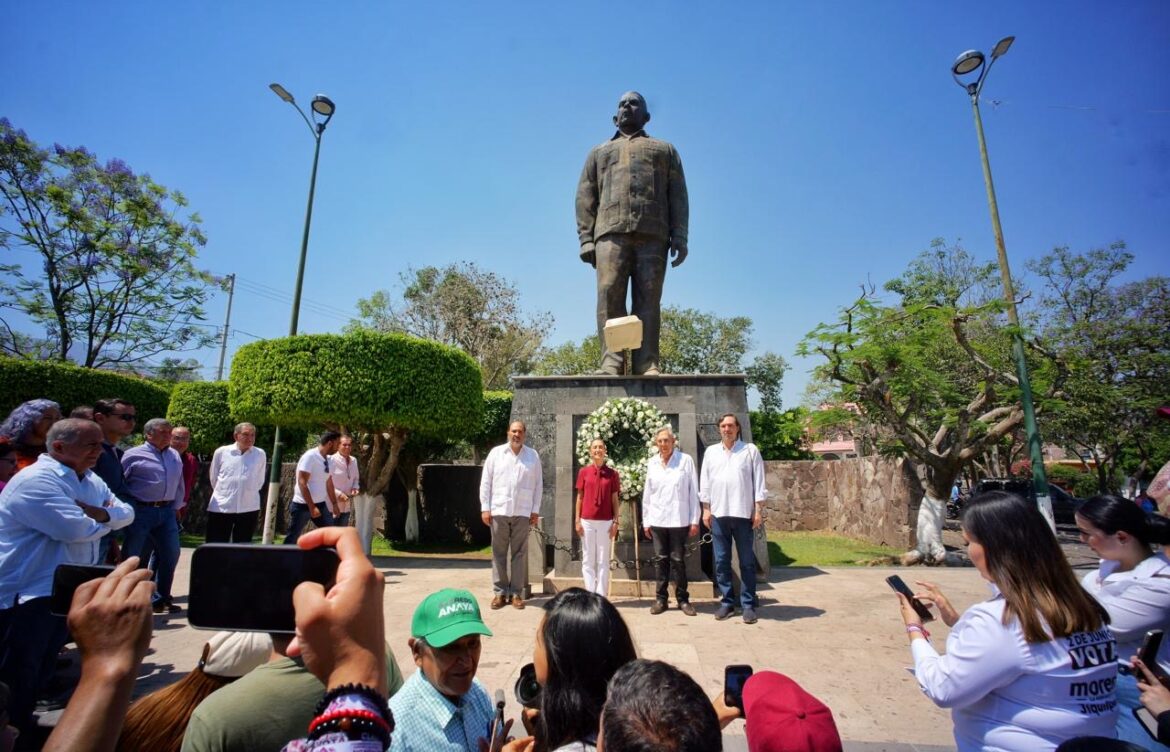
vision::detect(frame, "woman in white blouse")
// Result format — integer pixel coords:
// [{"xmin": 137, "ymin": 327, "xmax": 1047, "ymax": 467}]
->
[
  {"xmin": 640, "ymin": 426, "xmax": 700, "ymax": 616},
  {"xmin": 896, "ymin": 490, "xmax": 1117, "ymax": 751},
  {"xmin": 1077, "ymin": 494, "xmax": 1170, "ymax": 750}
]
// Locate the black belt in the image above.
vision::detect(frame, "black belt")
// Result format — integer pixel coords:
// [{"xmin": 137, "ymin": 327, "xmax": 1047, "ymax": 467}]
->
[{"xmin": 134, "ymin": 499, "xmax": 171, "ymax": 508}]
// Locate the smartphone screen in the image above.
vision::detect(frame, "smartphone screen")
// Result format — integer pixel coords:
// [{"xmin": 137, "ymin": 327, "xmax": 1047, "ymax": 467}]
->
[
  {"xmin": 50, "ymin": 564, "xmax": 115, "ymax": 616},
  {"xmin": 724, "ymin": 664, "xmax": 753, "ymax": 710},
  {"xmin": 188, "ymin": 544, "xmax": 339, "ymax": 633},
  {"xmin": 885, "ymin": 575, "xmax": 935, "ymax": 623},
  {"xmin": 1134, "ymin": 707, "xmax": 1158, "ymax": 742}
]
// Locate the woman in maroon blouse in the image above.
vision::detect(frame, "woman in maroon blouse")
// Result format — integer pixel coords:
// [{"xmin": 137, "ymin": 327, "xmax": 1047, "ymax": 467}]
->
[{"xmin": 575, "ymin": 438, "xmax": 620, "ymax": 597}]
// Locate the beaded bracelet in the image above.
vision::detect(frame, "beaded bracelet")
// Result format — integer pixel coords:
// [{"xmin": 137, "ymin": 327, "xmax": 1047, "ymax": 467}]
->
[{"xmin": 314, "ymin": 683, "xmax": 391, "ymax": 725}]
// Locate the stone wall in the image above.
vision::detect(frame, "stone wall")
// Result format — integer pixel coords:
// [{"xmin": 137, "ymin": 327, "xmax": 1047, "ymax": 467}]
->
[{"xmin": 763, "ymin": 457, "xmax": 922, "ymax": 548}]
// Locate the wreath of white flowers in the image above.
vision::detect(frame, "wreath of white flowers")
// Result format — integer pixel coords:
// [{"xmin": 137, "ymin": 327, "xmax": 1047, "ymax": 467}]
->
[{"xmin": 576, "ymin": 397, "xmax": 667, "ymax": 503}]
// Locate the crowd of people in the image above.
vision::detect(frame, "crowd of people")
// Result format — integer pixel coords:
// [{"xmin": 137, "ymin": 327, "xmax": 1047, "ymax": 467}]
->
[{"xmin": 2, "ymin": 394, "xmax": 1170, "ymax": 751}]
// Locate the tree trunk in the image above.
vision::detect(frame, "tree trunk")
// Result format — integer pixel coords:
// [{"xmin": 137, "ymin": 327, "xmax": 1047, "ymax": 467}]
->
[
  {"xmin": 902, "ymin": 463, "xmax": 957, "ymax": 566},
  {"xmin": 404, "ymin": 489, "xmax": 419, "ymax": 543}
]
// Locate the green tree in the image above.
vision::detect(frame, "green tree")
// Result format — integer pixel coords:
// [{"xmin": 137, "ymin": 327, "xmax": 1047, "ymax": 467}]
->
[
  {"xmin": 533, "ymin": 335, "xmax": 602, "ymax": 376},
  {"xmin": 0, "ymin": 119, "xmax": 218, "ymax": 368},
  {"xmin": 799, "ymin": 241, "xmax": 1061, "ymax": 563},
  {"xmin": 231, "ymin": 332, "xmax": 483, "ymax": 540},
  {"xmin": 744, "ymin": 352, "xmax": 789, "ymax": 413},
  {"xmin": 751, "ymin": 407, "xmax": 813, "ymax": 460},
  {"xmin": 1026, "ymin": 243, "xmax": 1170, "ymax": 492},
  {"xmin": 347, "ymin": 262, "xmax": 552, "ymax": 390}
]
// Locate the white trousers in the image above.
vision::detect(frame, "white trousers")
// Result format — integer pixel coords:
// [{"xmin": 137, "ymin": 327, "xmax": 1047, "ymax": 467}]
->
[{"xmin": 581, "ymin": 518, "xmax": 614, "ymax": 596}]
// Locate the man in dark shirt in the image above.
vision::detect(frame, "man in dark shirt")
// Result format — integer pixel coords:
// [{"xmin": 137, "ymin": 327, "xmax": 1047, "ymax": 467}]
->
[
  {"xmin": 92, "ymin": 398, "xmax": 137, "ymax": 562},
  {"xmin": 575, "ymin": 91, "xmax": 689, "ymax": 376}
]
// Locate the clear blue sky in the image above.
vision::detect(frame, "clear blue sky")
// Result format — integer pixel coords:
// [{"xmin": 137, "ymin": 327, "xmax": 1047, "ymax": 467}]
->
[{"xmin": 4, "ymin": 1, "xmax": 1168, "ymax": 408}]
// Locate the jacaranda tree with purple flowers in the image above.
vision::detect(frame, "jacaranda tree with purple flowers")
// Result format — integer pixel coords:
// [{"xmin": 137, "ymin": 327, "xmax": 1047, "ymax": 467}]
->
[{"xmin": 0, "ymin": 118, "xmax": 219, "ymax": 368}]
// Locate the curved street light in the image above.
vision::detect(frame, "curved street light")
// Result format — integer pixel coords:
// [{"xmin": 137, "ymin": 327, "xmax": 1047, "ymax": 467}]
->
[
  {"xmin": 261, "ymin": 82, "xmax": 337, "ymax": 544},
  {"xmin": 950, "ymin": 37, "xmax": 1053, "ymax": 526}
]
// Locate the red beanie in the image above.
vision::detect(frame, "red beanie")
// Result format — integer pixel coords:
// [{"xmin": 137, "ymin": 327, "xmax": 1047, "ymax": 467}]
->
[{"xmin": 743, "ymin": 671, "xmax": 843, "ymax": 752}]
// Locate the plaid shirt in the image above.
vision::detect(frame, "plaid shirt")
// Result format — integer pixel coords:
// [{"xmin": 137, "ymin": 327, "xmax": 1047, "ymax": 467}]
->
[{"xmin": 388, "ymin": 671, "xmax": 493, "ymax": 752}]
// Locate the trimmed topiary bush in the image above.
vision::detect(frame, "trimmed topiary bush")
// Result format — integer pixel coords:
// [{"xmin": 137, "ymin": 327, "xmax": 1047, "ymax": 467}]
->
[
  {"xmin": 230, "ymin": 332, "xmax": 483, "ymax": 496},
  {"xmin": 0, "ymin": 357, "xmax": 171, "ymax": 421},
  {"xmin": 167, "ymin": 382, "xmax": 234, "ymax": 455},
  {"xmin": 469, "ymin": 390, "xmax": 513, "ymax": 455}
]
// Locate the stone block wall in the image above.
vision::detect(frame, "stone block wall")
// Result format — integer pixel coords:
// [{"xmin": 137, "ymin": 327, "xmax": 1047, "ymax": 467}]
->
[{"xmin": 762, "ymin": 457, "xmax": 922, "ymax": 548}]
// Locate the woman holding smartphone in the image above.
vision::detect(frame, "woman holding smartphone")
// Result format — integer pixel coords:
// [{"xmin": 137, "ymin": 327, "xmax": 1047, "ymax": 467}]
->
[
  {"xmin": 895, "ymin": 491, "xmax": 1118, "ymax": 751},
  {"xmin": 1076, "ymin": 494, "xmax": 1170, "ymax": 750}
]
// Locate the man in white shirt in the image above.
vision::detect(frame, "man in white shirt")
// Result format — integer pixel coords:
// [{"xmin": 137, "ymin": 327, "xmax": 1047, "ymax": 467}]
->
[
  {"xmin": 0, "ymin": 418, "xmax": 135, "ymax": 737},
  {"xmin": 283, "ymin": 431, "xmax": 340, "ymax": 545},
  {"xmin": 479, "ymin": 421, "xmax": 542, "ymax": 610},
  {"xmin": 328, "ymin": 434, "xmax": 360, "ymax": 530},
  {"xmin": 206, "ymin": 422, "xmax": 267, "ymax": 543},
  {"xmin": 699, "ymin": 413, "xmax": 767, "ymax": 624},
  {"xmin": 641, "ymin": 426, "xmax": 700, "ymax": 616}
]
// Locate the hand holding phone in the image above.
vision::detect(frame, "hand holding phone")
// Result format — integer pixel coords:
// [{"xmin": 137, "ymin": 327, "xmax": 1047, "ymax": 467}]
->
[
  {"xmin": 886, "ymin": 575, "xmax": 935, "ymax": 624},
  {"xmin": 51, "ymin": 564, "xmax": 115, "ymax": 616},
  {"xmin": 188, "ymin": 544, "xmax": 339, "ymax": 633},
  {"xmin": 724, "ymin": 664, "xmax": 753, "ymax": 711}
]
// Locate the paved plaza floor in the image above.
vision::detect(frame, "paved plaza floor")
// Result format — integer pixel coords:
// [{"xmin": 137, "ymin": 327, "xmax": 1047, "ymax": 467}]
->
[{"xmin": 40, "ymin": 536, "xmax": 1098, "ymax": 751}]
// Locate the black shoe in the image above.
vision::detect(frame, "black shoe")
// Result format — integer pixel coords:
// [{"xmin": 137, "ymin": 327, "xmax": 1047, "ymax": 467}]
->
[
  {"xmin": 715, "ymin": 604, "xmax": 734, "ymax": 620},
  {"xmin": 153, "ymin": 600, "xmax": 182, "ymax": 614},
  {"xmin": 680, "ymin": 602, "xmax": 697, "ymax": 617},
  {"xmin": 650, "ymin": 601, "xmax": 667, "ymax": 615},
  {"xmin": 742, "ymin": 607, "xmax": 758, "ymax": 625}
]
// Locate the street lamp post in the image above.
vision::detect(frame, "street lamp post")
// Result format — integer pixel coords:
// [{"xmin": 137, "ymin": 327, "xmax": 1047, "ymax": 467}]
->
[
  {"xmin": 951, "ymin": 37, "xmax": 1053, "ymax": 526},
  {"xmin": 260, "ymin": 83, "xmax": 336, "ymax": 544}
]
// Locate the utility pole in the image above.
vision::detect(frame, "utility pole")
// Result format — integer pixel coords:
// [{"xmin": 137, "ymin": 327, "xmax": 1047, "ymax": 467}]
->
[{"xmin": 216, "ymin": 273, "xmax": 236, "ymax": 381}]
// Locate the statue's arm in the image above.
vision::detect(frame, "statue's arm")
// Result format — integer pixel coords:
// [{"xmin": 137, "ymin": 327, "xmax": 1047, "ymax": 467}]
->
[
  {"xmin": 575, "ymin": 150, "xmax": 600, "ymax": 265},
  {"xmin": 668, "ymin": 145, "xmax": 689, "ymax": 266}
]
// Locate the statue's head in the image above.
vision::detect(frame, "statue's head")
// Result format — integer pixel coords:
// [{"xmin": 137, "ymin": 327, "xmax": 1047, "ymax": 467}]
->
[{"xmin": 613, "ymin": 91, "xmax": 650, "ymax": 135}]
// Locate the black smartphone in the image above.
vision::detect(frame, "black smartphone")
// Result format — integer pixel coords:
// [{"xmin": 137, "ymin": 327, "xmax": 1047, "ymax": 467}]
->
[
  {"xmin": 50, "ymin": 564, "xmax": 115, "ymax": 616},
  {"xmin": 724, "ymin": 664, "xmax": 753, "ymax": 710},
  {"xmin": 1134, "ymin": 707, "xmax": 1158, "ymax": 742},
  {"xmin": 885, "ymin": 575, "xmax": 935, "ymax": 624},
  {"xmin": 1135, "ymin": 629, "xmax": 1168, "ymax": 684},
  {"xmin": 188, "ymin": 544, "xmax": 339, "ymax": 633}
]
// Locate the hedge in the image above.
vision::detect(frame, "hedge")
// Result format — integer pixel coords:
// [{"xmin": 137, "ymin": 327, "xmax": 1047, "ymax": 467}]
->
[
  {"xmin": 469, "ymin": 391, "xmax": 513, "ymax": 451},
  {"xmin": 166, "ymin": 381, "xmax": 307, "ymax": 457},
  {"xmin": 0, "ymin": 357, "xmax": 171, "ymax": 422},
  {"xmin": 230, "ymin": 332, "xmax": 483, "ymax": 437}
]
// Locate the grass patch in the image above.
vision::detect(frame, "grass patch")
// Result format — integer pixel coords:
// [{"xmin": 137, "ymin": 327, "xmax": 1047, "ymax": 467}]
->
[
  {"xmin": 767, "ymin": 530, "xmax": 902, "ymax": 567},
  {"xmin": 181, "ymin": 532, "xmax": 490, "ymax": 559}
]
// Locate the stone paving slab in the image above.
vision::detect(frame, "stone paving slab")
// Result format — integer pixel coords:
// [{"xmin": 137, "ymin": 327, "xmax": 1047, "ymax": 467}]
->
[{"xmin": 43, "ymin": 550, "xmax": 1011, "ymax": 750}]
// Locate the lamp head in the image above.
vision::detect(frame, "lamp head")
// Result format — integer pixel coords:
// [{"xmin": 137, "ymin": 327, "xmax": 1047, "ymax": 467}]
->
[
  {"xmin": 269, "ymin": 83, "xmax": 295, "ymax": 103},
  {"xmin": 952, "ymin": 50, "xmax": 985, "ymax": 77},
  {"xmin": 991, "ymin": 36, "xmax": 1015, "ymax": 59},
  {"xmin": 311, "ymin": 95, "xmax": 336, "ymax": 130}
]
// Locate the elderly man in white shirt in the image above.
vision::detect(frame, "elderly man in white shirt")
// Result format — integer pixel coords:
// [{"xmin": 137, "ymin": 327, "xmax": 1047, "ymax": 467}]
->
[
  {"xmin": 699, "ymin": 412, "xmax": 767, "ymax": 624},
  {"xmin": 479, "ymin": 420, "xmax": 542, "ymax": 610},
  {"xmin": 0, "ymin": 418, "xmax": 135, "ymax": 736},
  {"xmin": 206, "ymin": 422, "xmax": 267, "ymax": 543},
  {"xmin": 641, "ymin": 426, "xmax": 700, "ymax": 616}
]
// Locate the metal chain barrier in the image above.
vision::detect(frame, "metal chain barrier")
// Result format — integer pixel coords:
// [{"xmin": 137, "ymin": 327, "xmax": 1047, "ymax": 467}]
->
[{"xmin": 532, "ymin": 525, "xmax": 763, "ymax": 571}]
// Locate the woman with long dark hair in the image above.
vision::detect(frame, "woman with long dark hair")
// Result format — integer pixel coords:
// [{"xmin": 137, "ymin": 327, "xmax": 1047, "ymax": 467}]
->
[
  {"xmin": 1077, "ymin": 494, "xmax": 1170, "ymax": 750},
  {"xmin": 518, "ymin": 588, "xmax": 637, "ymax": 752},
  {"xmin": 895, "ymin": 491, "xmax": 1118, "ymax": 750}
]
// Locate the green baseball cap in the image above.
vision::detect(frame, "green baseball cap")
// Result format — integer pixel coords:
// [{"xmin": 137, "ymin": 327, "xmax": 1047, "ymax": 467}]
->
[{"xmin": 411, "ymin": 588, "xmax": 493, "ymax": 648}]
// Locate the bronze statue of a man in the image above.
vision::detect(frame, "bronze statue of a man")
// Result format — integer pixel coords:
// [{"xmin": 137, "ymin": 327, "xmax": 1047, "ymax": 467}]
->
[{"xmin": 575, "ymin": 91, "xmax": 689, "ymax": 376}]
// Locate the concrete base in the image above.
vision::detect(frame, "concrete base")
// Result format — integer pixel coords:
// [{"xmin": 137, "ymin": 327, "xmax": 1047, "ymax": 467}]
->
[{"xmin": 511, "ymin": 374, "xmax": 769, "ymax": 592}]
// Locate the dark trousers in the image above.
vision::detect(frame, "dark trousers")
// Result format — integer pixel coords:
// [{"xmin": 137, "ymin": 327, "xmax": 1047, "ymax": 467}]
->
[
  {"xmin": 123, "ymin": 504, "xmax": 180, "ymax": 602},
  {"xmin": 205, "ymin": 510, "xmax": 260, "ymax": 543},
  {"xmin": 0, "ymin": 597, "xmax": 69, "ymax": 735},
  {"xmin": 284, "ymin": 502, "xmax": 334, "ymax": 544},
  {"xmin": 595, "ymin": 234, "xmax": 668, "ymax": 374},
  {"xmin": 651, "ymin": 526, "xmax": 689, "ymax": 604},
  {"xmin": 711, "ymin": 515, "xmax": 758, "ymax": 609}
]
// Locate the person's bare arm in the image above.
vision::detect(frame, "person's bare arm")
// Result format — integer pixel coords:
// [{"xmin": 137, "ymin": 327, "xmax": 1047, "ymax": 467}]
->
[
  {"xmin": 44, "ymin": 558, "xmax": 154, "ymax": 752},
  {"xmin": 297, "ymin": 470, "xmax": 318, "ymax": 518},
  {"xmin": 575, "ymin": 490, "xmax": 585, "ymax": 537}
]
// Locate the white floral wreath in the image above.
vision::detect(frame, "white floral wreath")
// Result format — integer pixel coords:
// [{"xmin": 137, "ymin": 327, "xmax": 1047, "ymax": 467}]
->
[{"xmin": 576, "ymin": 397, "xmax": 667, "ymax": 503}]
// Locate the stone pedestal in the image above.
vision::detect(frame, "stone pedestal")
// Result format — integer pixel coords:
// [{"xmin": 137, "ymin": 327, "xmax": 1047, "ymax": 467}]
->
[{"xmin": 510, "ymin": 374, "xmax": 770, "ymax": 595}]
